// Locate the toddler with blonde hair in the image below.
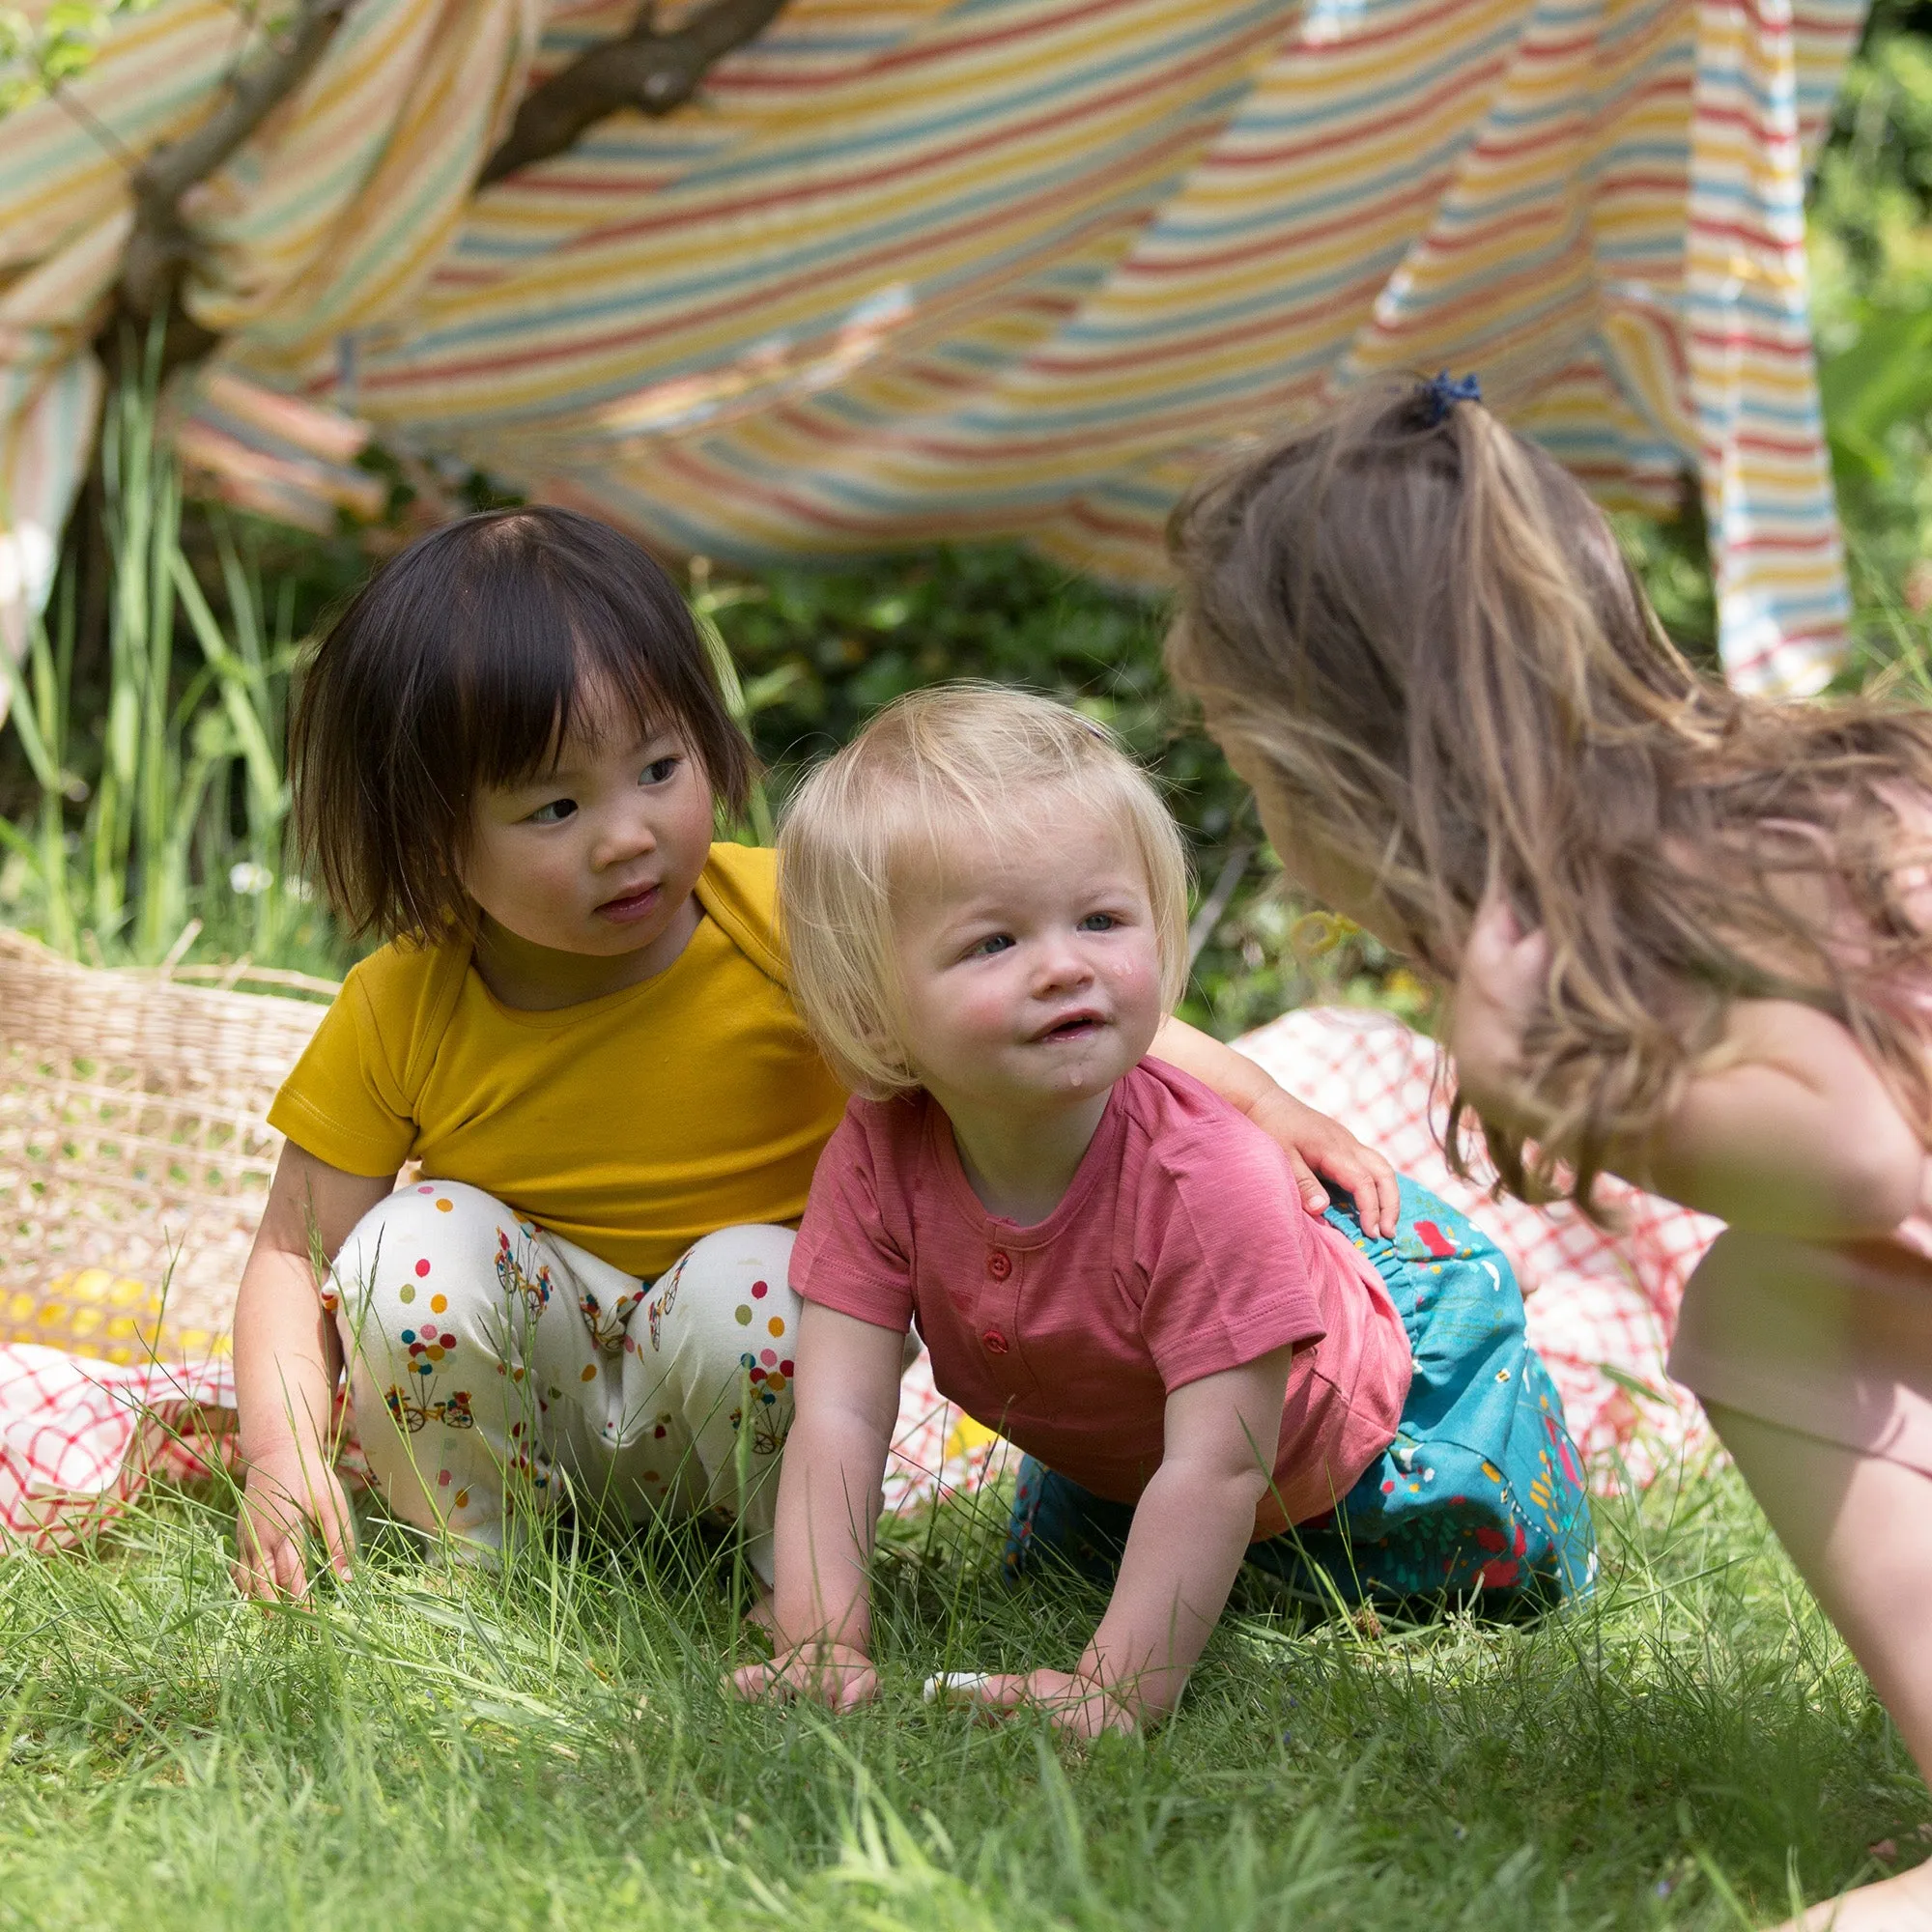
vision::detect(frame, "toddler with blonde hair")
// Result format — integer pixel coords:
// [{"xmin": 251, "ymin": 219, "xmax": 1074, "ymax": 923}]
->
[{"xmin": 735, "ymin": 685, "xmax": 1592, "ymax": 1734}]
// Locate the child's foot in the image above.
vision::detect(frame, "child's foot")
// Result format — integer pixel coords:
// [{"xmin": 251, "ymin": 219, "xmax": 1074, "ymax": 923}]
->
[{"xmin": 1780, "ymin": 1859, "xmax": 1932, "ymax": 1930}]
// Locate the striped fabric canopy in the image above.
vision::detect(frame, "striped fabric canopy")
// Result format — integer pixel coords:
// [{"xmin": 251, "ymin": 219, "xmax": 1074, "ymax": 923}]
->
[{"xmin": 0, "ymin": 0, "xmax": 1863, "ymax": 693}]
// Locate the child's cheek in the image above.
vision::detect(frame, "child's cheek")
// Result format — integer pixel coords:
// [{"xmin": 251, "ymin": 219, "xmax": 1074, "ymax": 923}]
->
[
  {"xmin": 1105, "ymin": 945, "xmax": 1161, "ymax": 1009},
  {"xmin": 958, "ymin": 981, "xmax": 1018, "ymax": 1049},
  {"xmin": 532, "ymin": 846, "xmax": 581, "ymax": 912}
]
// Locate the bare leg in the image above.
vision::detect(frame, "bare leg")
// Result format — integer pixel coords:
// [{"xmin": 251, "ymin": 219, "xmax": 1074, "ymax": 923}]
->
[{"xmin": 1710, "ymin": 1404, "xmax": 1932, "ymax": 1930}]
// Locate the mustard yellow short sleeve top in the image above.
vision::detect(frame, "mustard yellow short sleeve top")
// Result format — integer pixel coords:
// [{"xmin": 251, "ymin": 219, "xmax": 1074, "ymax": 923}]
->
[{"xmin": 266, "ymin": 844, "xmax": 847, "ymax": 1278}]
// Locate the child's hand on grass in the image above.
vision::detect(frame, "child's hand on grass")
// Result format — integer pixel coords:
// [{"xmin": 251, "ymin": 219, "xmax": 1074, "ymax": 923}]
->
[
  {"xmin": 934, "ymin": 1353, "xmax": 1294, "ymax": 1745},
  {"xmin": 732, "ymin": 1642, "xmax": 878, "ymax": 1713},
  {"xmin": 233, "ymin": 1449, "xmax": 355, "ymax": 1602},
  {"xmin": 933, "ymin": 1668, "xmax": 1139, "ymax": 1738}
]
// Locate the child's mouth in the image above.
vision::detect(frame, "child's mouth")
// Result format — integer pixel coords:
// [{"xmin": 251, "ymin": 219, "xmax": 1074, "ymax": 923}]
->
[
  {"xmin": 596, "ymin": 883, "xmax": 661, "ymax": 924},
  {"xmin": 1036, "ymin": 1011, "xmax": 1104, "ymax": 1043}
]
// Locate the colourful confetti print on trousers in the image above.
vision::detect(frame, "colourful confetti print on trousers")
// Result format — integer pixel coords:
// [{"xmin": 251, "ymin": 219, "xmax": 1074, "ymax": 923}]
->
[
  {"xmin": 1006, "ymin": 1177, "xmax": 1597, "ymax": 1613},
  {"xmin": 331, "ymin": 1181, "xmax": 798, "ymax": 1581}
]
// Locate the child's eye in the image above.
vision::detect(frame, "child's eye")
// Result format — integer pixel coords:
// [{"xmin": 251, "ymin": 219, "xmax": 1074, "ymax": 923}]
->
[
  {"xmin": 639, "ymin": 754, "xmax": 681, "ymax": 785},
  {"xmin": 526, "ymin": 798, "xmax": 578, "ymax": 825},
  {"xmin": 965, "ymin": 933, "xmax": 1015, "ymax": 959},
  {"xmin": 1078, "ymin": 912, "xmax": 1120, "ymax": 932}
]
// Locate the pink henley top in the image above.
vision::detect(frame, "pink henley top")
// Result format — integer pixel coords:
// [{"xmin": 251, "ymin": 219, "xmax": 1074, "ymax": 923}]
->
[{"xmin": 790, "ymin": 1058, "xmax": 1411, "ymax": 1539}]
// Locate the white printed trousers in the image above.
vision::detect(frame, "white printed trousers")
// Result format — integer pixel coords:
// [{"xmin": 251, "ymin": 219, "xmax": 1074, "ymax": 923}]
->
[{"xmin": 328, "ymin": 1179, "xmax": 801, "ymax": 1580}]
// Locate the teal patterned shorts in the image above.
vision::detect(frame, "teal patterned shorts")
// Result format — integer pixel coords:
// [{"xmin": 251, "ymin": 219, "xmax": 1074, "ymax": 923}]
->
[{"xmin": 1004, "ymin": 1176, "xmax": 1597, "ymax": 1613}]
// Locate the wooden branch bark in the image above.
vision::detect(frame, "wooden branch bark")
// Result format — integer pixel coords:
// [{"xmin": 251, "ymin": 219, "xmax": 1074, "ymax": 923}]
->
[
  {"xmin": 100, "ymin": 0, "xmax": 354, "ymax": 373},
  {"xmin": 479, "ymin": 0, "xmax": 786, "ymax": 187}
]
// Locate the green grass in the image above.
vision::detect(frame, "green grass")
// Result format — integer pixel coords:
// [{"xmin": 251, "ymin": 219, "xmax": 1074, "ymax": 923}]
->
[{"xmin": 0, "ymin": 1459, "xmax": 1921, "ymax": 1931}]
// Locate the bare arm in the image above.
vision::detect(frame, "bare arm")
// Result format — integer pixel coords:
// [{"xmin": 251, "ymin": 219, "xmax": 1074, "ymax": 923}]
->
[
  {"xmin": 957, "ymin": 1346, "xmax": 1293, "ymax": 1735},
  {"xmin": 1452, "ymin": 892, "xmax": 1927, "ymax": 1237},
  {"xmin": 232, "ymin": 1142, "xmax": 393, "ymax": 1599},
  {"xmin": 1636, "ymin": 1000, "xmax": 1926, "ymax": 1235},
  {"xmin": 1151, "ymin": 1016, "xmax": 1400, "ymax": 1237},
  {"xmin": 731, "ymin": 1300, "xmax": 905, "ymax": 1709}
]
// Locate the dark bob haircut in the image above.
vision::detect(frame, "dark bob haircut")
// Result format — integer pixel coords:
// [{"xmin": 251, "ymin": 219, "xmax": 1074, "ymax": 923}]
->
[{"xmin": 289, "ymin": 506, "xmax": 753, "ymax": 943}]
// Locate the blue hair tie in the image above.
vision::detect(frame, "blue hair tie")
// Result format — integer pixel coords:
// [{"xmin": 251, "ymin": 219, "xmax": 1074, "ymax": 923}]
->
[{"xmin": 1421, "ymin": 370, "xmax": 1482, "ymax": 424}]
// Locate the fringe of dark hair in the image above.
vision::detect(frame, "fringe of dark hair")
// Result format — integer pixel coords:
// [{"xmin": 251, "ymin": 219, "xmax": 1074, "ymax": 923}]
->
[{"xmin": 290, "ymin": 507, "xmax": 753, "ymax": 943}]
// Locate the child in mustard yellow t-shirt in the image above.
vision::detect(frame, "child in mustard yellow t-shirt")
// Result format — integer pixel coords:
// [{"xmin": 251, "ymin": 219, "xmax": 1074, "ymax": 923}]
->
[{"xmin": 233, "ymin": 507, "xmax": 1399, "ymax": 1603}]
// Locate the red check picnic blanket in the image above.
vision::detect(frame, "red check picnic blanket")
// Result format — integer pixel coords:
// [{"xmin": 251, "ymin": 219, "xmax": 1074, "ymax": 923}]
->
[
  {"xmin": 0, "ymin": 1008, "xmax": 1719, "ymax": 1550},
  {"xmin": 0, "ymin": 1341, "xmax": 1002, "ymax": 1548}
]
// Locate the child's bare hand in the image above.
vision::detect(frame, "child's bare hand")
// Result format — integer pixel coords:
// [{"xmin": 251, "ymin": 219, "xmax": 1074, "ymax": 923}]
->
[
  {"xmin": 930, "ymin": 1668, "xmax": 1139, "ymax": 1738},
  {"xmin": 233, "ymin": 1449, "xmax": 355, "ymax": 1602},
  {"xmin": 1452, "ymin": 885, "xmax": 1550, "ymax": 1112},
  {"xmin": 1251, "ymin": 1089, "xmax": 1402, "ymax": 1238},
  {"xmin": 732, "ymin": 1641, "xmax": 878, "ymax": 1712},
  {"xmin": 1461, "ymin": 885, "xmax": 1549, "ymax": 1016}
]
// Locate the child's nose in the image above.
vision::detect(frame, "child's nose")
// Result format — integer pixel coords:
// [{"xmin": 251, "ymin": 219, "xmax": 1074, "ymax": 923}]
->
[
  {"xmin": 1033, "ymin": 935, "xmax": 1094, "ymax": 990},
  {"xmin": 592, "ymin": 800, "xmax": 658, "ymax": 868}
]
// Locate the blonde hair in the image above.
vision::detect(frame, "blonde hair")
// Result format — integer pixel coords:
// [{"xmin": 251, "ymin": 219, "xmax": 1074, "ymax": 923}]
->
[
  {"xmin": 1167, "ymin": 379, "xmax": 1932, "ymax": 1212},
  {"xmin": 778, "ymin": 684, "xmax": 1191, "ymax": 1098}
]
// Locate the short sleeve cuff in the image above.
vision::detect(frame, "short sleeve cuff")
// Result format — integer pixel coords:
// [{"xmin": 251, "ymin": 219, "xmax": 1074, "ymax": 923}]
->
[
  {"xmin": 1155, "ymin": 1307, "xmax": 1325, "ymax": 1393},
  {"xmin": 266, "ymin": 1091, "xmax": 413, "ymax": 1180},
  {"xmin": 791, "ymin": 1265, "xmax": 915, "ymax": 1336}
]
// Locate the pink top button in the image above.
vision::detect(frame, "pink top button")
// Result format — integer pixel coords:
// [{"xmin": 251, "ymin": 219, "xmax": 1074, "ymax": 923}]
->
[
  {"xmin": 981, "ymin": 1329, "xmax": 1009, "ymax": 1354},
  {"xmin": 986, "ymin": 1250, "xmax": 1012, "ymax": 1280}
]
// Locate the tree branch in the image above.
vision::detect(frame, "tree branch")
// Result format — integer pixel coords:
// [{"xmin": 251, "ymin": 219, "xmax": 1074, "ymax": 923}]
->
[
  {"xmin": 479, "ymin": 0, "xmax": 786, "ymax": 187},
  {"xmin": 115, "ymin": 0, "xmax": 354, "ymax": 327}
]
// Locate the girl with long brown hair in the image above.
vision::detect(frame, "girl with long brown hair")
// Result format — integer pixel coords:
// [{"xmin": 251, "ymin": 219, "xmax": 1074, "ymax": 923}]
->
[{"xmin": 1169, "ymin": 378, "xmax": 1932, "ymax": 1931}]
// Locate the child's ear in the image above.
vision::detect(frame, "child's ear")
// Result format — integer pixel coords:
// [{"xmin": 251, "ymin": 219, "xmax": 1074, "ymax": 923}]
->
[{"xmin": 856, "ymin": 1011, "xmax": 921, "ymax": 1091}]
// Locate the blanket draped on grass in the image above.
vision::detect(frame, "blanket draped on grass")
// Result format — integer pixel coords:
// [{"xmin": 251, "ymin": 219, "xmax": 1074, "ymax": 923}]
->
[
  {"xmin": 1, "ymin": 0, "xmax": 1863, "ymax": 694},
  {"xmin": 0, "ymin": 917, "xmax": 1718, "ymax": 1548}
]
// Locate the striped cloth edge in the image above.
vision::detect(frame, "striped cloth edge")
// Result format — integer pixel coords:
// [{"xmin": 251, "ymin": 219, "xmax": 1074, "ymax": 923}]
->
[{"xmin": 0, "ymin": 0, "xmax": 1866, "ymax": 698}]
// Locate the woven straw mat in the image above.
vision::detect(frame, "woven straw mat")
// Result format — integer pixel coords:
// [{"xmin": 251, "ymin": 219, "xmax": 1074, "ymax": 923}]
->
[{"xmin": 0, "ymin": 930, "xmax": 333, "ymax": 1360}]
